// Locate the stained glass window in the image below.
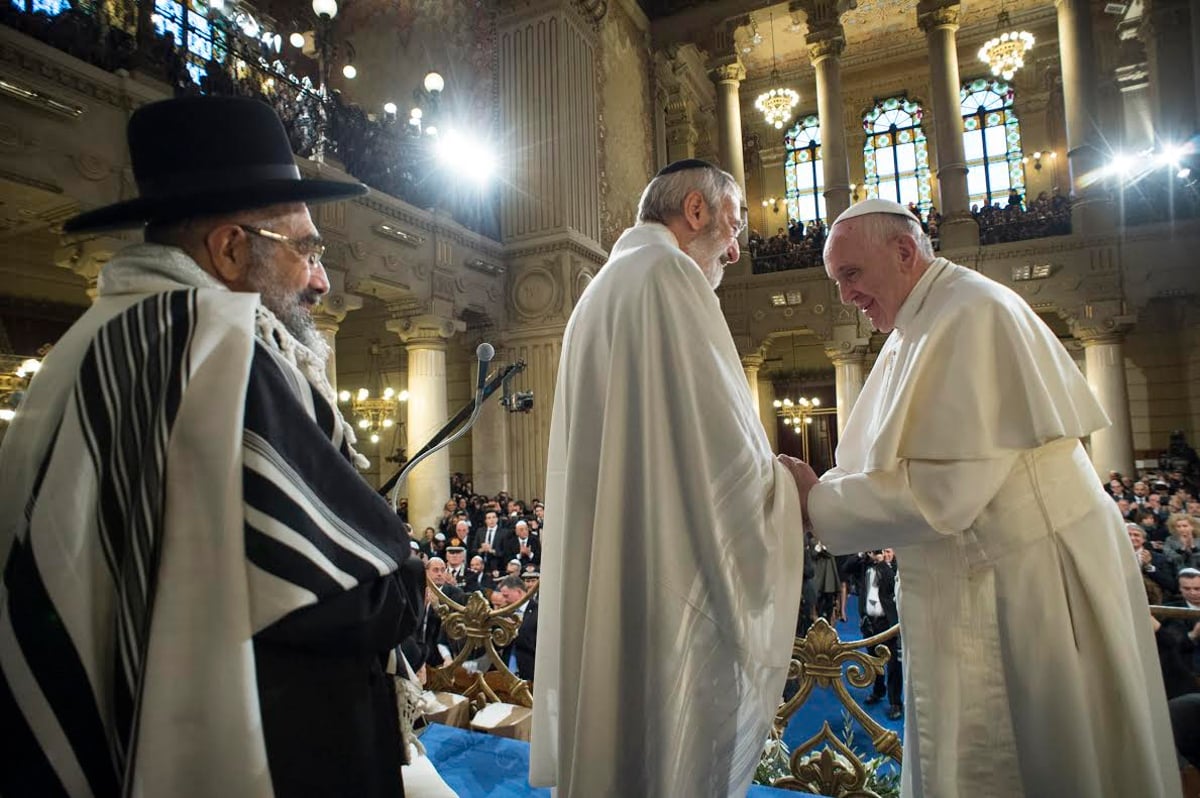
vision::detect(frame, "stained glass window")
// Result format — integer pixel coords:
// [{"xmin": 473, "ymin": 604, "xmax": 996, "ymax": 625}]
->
[
  {"xmin": 783, "ymin": 115, "xmax": 825, "ymax": 225},
  {"xmin": 961, "ymin": 78, "xmax": 1025, "ymax": 209},
  {"xmin": 27, "ymin": 0, "xmax": 71, "ymax": 14},
  {"xmin": 862, "ymin": 96, "xmax": 932, "ymax": 215}
]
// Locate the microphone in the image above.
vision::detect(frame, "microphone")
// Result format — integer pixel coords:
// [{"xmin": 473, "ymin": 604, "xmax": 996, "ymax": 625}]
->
[
  {"xmin": 476, "ymin": 343, "xmax": 495, "ymax": 393},
  {"xmin": 388, "ymin": 342, "xmax": 496, "ymax": 512}
]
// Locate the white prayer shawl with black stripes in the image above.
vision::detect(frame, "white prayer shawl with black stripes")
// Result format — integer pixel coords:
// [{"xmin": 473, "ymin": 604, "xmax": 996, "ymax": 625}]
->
[{"xmin": 0, "ymin": 245, "xmax": 409, "ymax": 797}]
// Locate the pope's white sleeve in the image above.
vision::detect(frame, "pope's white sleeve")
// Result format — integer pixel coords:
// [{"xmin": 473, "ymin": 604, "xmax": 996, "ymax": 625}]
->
[{"xmin": 808, "ymin": 453, "xmax": 1018, "ymax": 554}]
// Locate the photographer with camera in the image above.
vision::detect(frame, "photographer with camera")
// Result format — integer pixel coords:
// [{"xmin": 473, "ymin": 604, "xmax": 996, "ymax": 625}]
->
[{"xmin": 845, "ymin": 549, "xmax": 902, "ymax": 720}]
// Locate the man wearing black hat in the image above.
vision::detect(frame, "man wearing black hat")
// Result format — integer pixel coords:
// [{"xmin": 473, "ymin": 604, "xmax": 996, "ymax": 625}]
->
[
  {"xmin": 530, "ymin": 159, "xmax": 807, "ymax": 797},
  {"xmin": 0, "ymin": 97, "xmax": 422, "ymax": 798}
]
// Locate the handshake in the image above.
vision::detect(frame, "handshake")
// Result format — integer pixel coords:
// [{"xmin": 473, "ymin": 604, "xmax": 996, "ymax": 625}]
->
[{"xmin": 777, "ymin": 454, "xmax": 819, "ymax": 521}]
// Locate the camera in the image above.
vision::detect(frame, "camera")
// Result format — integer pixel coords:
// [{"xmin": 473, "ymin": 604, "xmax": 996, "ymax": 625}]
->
[{"xmin": 502, "ymin": 391, "xmax": 534, "ymax": 413}]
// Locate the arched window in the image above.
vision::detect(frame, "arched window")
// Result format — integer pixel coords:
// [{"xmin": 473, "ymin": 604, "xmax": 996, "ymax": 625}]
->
[
  {"xmin": 784, "ymin": 115, "xmax": 825, "ymax": 225},
  {"xmin": 960, "ymin": 78, "xmax": 1025, "ymax": 209},
  {"xmin": 862, "ymin": 96, "xmax": 933, "ymax": 214}
]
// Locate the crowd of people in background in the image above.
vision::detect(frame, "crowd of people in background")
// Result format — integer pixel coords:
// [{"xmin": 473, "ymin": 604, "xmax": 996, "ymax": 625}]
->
[
  {"xmin": 972, "ymin": 187, "xmax": 1073, "ymax": 244},
  {"xmin": 401, "ymin": 477, "xmax": 544, "ymax": 683},
  {"xmin": 748, "ymin": 219, "xmax": 828, "ymax": 272},
  {"xmin": 748, "ymin": 187, "xmax": 1076, "ymax": 275}
]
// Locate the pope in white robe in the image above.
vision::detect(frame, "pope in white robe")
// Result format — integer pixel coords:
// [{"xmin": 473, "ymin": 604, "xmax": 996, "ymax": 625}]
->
[
  {"xmin": 781, "ymin": 199, "xmax": 1180, "ymax": 798},
  {"xmin": 530, "ymin": 160, "xmax": 806, "ymax": 797}
]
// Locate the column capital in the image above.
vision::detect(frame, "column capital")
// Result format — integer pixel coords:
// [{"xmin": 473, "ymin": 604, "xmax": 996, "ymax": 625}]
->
[
  {"xmin": 741, "ymin": 353, "xmax": 765, "ymax": 371},
  {"xmin": 805, "ymin": 24, "xmax": 846, "ymax": 63},
  {"xmin": 1071, "ymin": 315, "xmax": 1136, "ymax": 345},
  {"xmin": 917, "ymin": 0, "xmax": 960, "ymax": 33},
  {"xmin": 824, "ymin": 343, "xmax": 868, "ymax": 366},
  {"xmin": 708, "ymin": 59, "xmax": 746, "ymax": 86},
  {"xmin": 55, "ymin": 234, "xmax": 134, "ymax": 299},
  {"xmin": 312, "ymin": 289, "xmax": 364, "ymax": 329},
  {"xmin": 387, "ymin": 314, "xmax": 465, "ymax": 349}
]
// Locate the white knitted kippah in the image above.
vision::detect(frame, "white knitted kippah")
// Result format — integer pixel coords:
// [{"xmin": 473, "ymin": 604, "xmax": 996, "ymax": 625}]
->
[{"xmin": 831, "ymin": 197, "xmax": 916, "ymax": 227}]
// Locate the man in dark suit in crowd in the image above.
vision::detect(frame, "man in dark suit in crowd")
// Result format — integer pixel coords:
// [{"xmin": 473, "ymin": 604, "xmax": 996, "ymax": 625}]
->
[
  {"xmin": 515, "ymin": 571, "xmax": 541, "ymax": 680},
  {"xmin": 504, "ymin": 519, "xmax": 541, "ymax": 571},
  {"xmin": 471, "ymin": 509, "xmax": 507, "ymax": 575},
  {"xmin": 418, "ymin": 557, "xmax": 466, "ymax": 668},
  {"xmin": 846, "ymin": 549, "xmax": 902, "ymax": 720}
]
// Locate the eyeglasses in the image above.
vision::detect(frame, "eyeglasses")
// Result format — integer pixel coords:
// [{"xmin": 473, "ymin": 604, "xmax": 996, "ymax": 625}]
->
[{"xmin": 238, "ymin": 225, "xmax": 326, "ymax": 268}]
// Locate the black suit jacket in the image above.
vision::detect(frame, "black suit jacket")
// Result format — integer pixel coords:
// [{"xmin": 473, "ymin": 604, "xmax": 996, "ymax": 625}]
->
[
  {"xmin": 514, "ymin": 600, "xmax": 539, "ymax": 680},
  {"xmin": 503, "ymin": 533, "xmax": 541, "ymax": 568},
  {"xmin": 846, "ymin": 555, "xmax": 898, "ymax": 626}
]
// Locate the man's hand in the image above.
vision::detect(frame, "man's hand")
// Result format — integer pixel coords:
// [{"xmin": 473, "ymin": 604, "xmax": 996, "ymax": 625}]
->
[{"xmin": 778, "ymin": 454, "xmax": 819, "ymax": 519}]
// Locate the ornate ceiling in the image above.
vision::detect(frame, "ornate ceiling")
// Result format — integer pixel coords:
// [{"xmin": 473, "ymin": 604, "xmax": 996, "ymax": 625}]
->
[{"xmin": 649, "ymin": 0, "xmax": 1062, "ymax": 75}]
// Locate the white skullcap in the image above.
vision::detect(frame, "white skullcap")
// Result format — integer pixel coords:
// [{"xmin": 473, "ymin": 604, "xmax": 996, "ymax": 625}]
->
[{"xmin": 831, "ymin": 197, "xmax": 917, "ymax": 227}]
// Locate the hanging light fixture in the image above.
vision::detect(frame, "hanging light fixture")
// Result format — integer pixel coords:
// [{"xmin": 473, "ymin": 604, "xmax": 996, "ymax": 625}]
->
[
  {"xmin": 977, "ymin": 7, "xmax": 1034, "ymax": 81},
  {"xmin": 754, "ymin": 11, "xmax": 799, "ymax": 130}
]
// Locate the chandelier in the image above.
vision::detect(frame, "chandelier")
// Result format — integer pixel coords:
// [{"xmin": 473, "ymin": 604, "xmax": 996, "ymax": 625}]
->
[
  {"xmin": 773, "ymin": 395, "xmax": 837, "ymax": 462},
  {"xmin": 755, "ymin": 11, "xmax": 799, "ymax": 130},
  {"xmin": 0, "ymin": 355, "xmax": 42, "ymax": 424},
  {"xmin": 336, "ymin": 344, "xmax": 406, "ymax": 445},
  {"xmin": 977, "ymin": 10, "xmax": 1034, "ymax": 82}
]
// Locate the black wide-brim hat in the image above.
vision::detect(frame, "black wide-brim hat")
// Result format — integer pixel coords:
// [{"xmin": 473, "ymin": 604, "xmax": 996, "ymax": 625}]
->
[{"xmin": 64, "ymin": 96, "xmax": 367, "ymax": 234}]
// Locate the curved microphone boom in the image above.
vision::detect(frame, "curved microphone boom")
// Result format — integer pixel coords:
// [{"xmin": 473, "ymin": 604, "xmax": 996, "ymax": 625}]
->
[{"xmin": 388, "ymin": 342, "xmax": 495, "ymax": 512}]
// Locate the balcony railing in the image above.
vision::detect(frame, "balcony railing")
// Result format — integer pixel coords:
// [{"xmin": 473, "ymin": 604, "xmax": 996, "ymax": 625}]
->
[
  {"xmin": 0, "ymin": 0, "xmax": 499, "ymax": 239},
  {"xmin": 974, "ymin": 203, "xmax": 1072, "ymax": 245}
]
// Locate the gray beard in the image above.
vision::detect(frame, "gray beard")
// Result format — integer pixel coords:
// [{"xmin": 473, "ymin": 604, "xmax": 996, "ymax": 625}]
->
[
  {"xmin": 245, "ymin": 256, "xmax": 328, "ymax": 365},
  {"xmin": 683, "ymin": 223, "xmax": 727, "ymax": 290}
]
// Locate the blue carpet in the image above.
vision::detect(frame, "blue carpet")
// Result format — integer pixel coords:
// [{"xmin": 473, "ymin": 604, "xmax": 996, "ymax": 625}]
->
[{"xmin": 420, "ymin": 725, "xmax": 822, "ymax": 797}]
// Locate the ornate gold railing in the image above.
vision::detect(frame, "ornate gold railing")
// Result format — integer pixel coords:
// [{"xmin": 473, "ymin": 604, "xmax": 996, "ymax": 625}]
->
[
  {"xmin": 424, "ymin": 581, "xmax": 537, "ymax": 713},
  {"xmin": 766, "ymin": 618, "xmax": 902, "ymax": 797},
  {"xmin": 761, "ymin": 604, "xmax": 1200, "ymax": 797}
]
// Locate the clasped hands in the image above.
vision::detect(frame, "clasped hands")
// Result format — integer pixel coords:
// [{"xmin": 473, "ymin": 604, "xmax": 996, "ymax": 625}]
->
[{"xmin": 777, "ymin": 454, "xmax": 819, "ymax": 521}]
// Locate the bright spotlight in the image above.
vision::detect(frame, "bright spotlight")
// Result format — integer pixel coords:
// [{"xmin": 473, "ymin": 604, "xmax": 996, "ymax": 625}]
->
[
  {"xmin": 383, "ymin": 102, "xmax": 397, "ymax": 115},
  {"xmin": 410, "ymin": 107, "xmax": 423, "ymax": 120},
  {"xmin": 435, "ymin": 130, "xmax": 495, "ymax": 183},
  {"xmin": 1179, "ymin": 167, "xmax": 1192, "ymax": 180},
  {"xmin": 357, "ymin": 418, "xmax": 369, "ymax": 429},
  {"xmin": 398, "ymin": 390, "xmax": 409, "ymax": 402},
  {"xmin": 0, "ymin": 409, "xmax": 14, "ymax": 422},
  {"xmin": 342, "ymin": 64, "xmax": 357, "ymax": 79},
  {"xmin": 1108, "ymin": 153, "xmax": 1134, "ymax": 177},
  {"xmin": 369, "ymin": 433, "xmax": 380, "ymax": 443},
  {"xmin": 1156, "ymin": 143, "xmax": 1188, "ymax": 168},
  {"xmin": 357, "ymin": 387, "xmax": 369, "ymax": 401},
  {"xmin": 425, "ymin": 125, "xmax": 438, "ymax": 136},
  {"xmin": 338, "ymin": 390, "xmax": 351, "ymax": 402},
  {"xmin": 289, "ymin": 32, "xmax": 305, "ymax": 48}
]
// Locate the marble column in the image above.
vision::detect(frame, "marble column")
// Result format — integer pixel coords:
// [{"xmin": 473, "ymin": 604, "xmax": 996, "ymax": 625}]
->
[
  {"xmin": 1140, "ymin": 0, "xmax": 1197, "ymax": 146},
  {"xmin": 758, "ymin": 377, "xmax": 778, "ymax": 453},
  {"xmin": 498, "ymin": 0, "xmax": 603, "ymax": 243},
  {"xmin": 1082, "ymin": 333, "xmax": 1135, "ymax": 477},
  {"xmin": 1193, "ymin": 0, "xmax": 1200, "ymax": 132},
  {"xmin": 807, "ymin": 26, "xmax": 851, "ymax": 223},
  {"xmin": 829, "ymin": 349, "xmax": 866, "ymax": 437},
  {"xmin": 709, "ymin": 59, "xmax": 748, "ymax": 197},
  {"xmin": 742, "ymin": 354, "xmax": 763, "ymax": 416},
  {"xmin": 389, "ymin": 315, "xmax": 460, "ymax": 532},
  {"xmin": 917, "ymin": 0, "xmax": 978, "ymax": 248},
  {"xmin": 1056, "ymin": 0, "xmax": 1112, "ymax": 232}
]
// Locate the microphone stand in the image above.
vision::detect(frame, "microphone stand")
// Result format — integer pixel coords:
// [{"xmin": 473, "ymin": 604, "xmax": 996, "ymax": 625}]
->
[{"xmin": 381, "ymin": 359, "xmax": 526, "ymax": 510}]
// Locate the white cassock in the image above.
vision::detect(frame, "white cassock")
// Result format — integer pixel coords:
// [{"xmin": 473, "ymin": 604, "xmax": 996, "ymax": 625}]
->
[
  {"xmin": 809, "ymin": 258, "xmax": 1179, "ymax": 798},
  {"xmin": 530, "ymin": 223, "xmax": 804, "ymax": 797}
]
